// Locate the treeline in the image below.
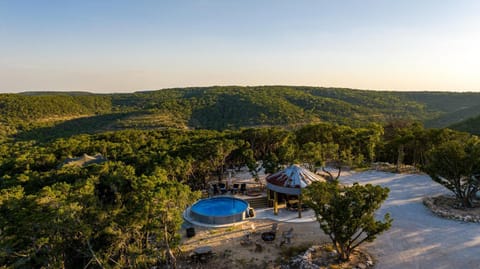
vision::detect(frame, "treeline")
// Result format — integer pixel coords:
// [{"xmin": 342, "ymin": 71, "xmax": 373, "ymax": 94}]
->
[
  {"xmin": 0, "ymin": 123, "xmax": 387, "ymax": 192},
  {"xmin": 3, "ymin": 87, "xmax": 480, "ymax": 142},
  {"xmin": 0, "ymin": 94, "xmax": 113, "ymax": 140},
  {"xmin": 0, "ymin": 94, "xmax": 112, "ymax": 122},
  {"xmin": 0, "ymin": 122, "xmax": 474, "ymax": 267}
]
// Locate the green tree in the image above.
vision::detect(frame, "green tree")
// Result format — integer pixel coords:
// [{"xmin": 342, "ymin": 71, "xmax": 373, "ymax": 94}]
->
[
  {"xmin": 423, "ymin": 137, "xmax": 480, "ymax": 208},
  {"xmin": 0, "ymin": 158, "xmax": 200, "ymax": 268},
  {"xmin": 354, "ymin": 123, "xmax": 383, "ymax": 163},
  {"xmin": 129, "ymin": 171, "xmax": 200, "ymax": 268},
  {"xmin": 297, "ymin": 142, "xmax": 324, "ymax": 172},
  {"xmin": 304, "ymin": 181, "xmax": 392, "ymax": 261}
]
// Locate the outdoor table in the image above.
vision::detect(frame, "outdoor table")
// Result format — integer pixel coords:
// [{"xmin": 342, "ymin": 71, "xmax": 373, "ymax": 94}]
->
[{"xmin": 191, "ymin": 246, "xmax": 214, "ymax": 262}]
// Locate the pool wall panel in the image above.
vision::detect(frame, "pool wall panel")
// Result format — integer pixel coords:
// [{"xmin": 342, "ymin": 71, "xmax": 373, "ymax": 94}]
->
[
  {"xmin": 189, "ymin": 197, "xmax": 249, "ymax": 225},
  {"xmin": 190, "ymin": 210, "xmax": 246, "ymax": 225}
]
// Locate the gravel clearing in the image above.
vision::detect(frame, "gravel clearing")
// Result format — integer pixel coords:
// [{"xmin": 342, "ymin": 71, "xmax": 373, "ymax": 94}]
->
[{"xmin": 341, "ymin": 171, "xmax": 480, "ymax": 269}]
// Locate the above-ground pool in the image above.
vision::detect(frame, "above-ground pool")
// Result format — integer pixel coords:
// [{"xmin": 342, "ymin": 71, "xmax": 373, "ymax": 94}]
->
[{"xmin": 189, "ymin": 197, "xmax": 249, "ymax": 225}]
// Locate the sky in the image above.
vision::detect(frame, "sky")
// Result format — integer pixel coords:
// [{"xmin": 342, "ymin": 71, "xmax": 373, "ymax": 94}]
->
[{"xmin": 1, "ymin": 0, "xmax": 480, "ymax": 93}]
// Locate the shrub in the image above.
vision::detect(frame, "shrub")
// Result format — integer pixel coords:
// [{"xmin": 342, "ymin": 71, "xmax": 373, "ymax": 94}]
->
[{"xmin": 304, "ymin": 181, "xmax": 392, "ymax": 261}]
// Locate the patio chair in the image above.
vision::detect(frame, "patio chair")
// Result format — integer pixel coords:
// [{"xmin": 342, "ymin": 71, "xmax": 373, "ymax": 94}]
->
[
  {"xmin": 280, "ymin": 227, "xmax": 294, "ymax": 246},
  {"xmin": 240, "ymin": 183, "xmax": 247, "ymax": 194},
  {"xmin": 212, "ymin": 184, "xmax": 219, "ymax": 195},
  {"xmin": 240, "ymin": 232, "xmax": 253, "ymax": 246},
  {"xmin": 271, "ymin": 223, "xmax": 279, "ymax": 234},
  {"xmin": 232, "ymin": 183, "xmax": 239, "ymax": 194},
  {"xmin": 219, "ymin": 183, "xmax": 227, "ymax": 194},
  {"xmin": 255, "ymin": 241, "xmax": 264, "ymax": 252}
]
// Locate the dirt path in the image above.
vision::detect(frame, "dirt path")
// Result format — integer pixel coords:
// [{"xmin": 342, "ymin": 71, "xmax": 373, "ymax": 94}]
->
[{"xmin": 342, "ymin": 171, "xmax": 480, "ymax": 269}]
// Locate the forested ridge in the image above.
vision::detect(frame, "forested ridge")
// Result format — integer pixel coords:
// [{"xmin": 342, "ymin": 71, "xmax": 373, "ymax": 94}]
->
[
  {"xmin": 2, "ymin": 86, "xmax": 480, "ymax": 141},
  {"xmin": 2, "ymin": 86, "xmax": 480, "ymax": 267}
]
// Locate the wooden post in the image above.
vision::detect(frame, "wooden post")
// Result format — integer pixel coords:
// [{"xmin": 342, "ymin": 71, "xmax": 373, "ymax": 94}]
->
[
  {"xmin": 273, "ymin": 191, "xmax": 278, "ymax": 215},
  {"xmin": 298, "ymin": 193, "xmax": 302, "ymax": 218}
]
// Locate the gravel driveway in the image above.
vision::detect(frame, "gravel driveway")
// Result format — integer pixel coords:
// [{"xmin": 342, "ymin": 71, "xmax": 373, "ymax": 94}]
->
[{"xmin": 341, "ymin": 171, "xmax": 480, "ymax": 269}]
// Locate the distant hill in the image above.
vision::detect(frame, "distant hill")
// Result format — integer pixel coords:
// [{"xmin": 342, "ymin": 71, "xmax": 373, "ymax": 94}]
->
[
  {"xmin": 2, "ymin": 86, "xmax": 480, "ymax": 141},
  {"xmin": 0, "ymin": 94, "xmax": 112, "ymax": 123},
  {"xmin": 449, "ymin": 114, "xmax": 480, "ymax": 135},
  {"xmin": 106, "ymin": 86, "xmax": 442, "ymax": 130},
  {"xmin": 398, "ymin": 92, "xmax": 480, "ymax": 127},
  {"xmin": 19, "ymin": 91, "xmax": 97, "ymax": 96}
]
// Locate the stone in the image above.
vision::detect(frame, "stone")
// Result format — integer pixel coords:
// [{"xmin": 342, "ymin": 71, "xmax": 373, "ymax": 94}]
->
[
  {"xmin": 357, "ymin": 263, "xmax": 367, "ymax": 269},
  {"xmin": 423, "ymin": 195, "xmax": 480, "ymax": 223}
]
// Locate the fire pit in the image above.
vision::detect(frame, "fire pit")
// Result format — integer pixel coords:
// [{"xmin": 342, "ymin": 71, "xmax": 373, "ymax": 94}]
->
[{"xmin": 261, "ymin": 231, "xmax": 276, "ymax": 242}]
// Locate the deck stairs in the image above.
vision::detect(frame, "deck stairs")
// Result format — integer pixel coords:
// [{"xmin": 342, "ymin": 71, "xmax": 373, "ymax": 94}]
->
[{"xmin": 244, "ymin": 195, "xmax": 268, "ymax": 209}]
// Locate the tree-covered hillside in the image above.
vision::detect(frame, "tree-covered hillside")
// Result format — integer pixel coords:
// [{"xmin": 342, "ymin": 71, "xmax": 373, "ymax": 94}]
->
[
  {"xmin": 449, "ymin": 115, "xmax": 480, "ymax": 135},
  {"xmin": 0, "ymin": 94, "xmax": 113, "ymax": 140},
  {"xmin": 398, "ymin": 92, "xmax": 480, "ymax": 127},
  {"xmin": 1, "ymin": 94, "xmax": 112, "ymax": 121},
  {"xmin": 110, "ymin": 86, "xmax": 435, "ymax": 128},
  {"xmin": 2, "ymin": 86, "xmax": 480, "ymax": 141}
]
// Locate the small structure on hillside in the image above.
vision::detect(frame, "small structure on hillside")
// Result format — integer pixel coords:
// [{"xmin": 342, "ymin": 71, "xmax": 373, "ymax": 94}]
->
[
  {"xmin": 266, "ymin": 164, "xmax": 326, "ymax": 218},
  {"xmin": 60, "ymin": 153, "xmax": 106, "ymax": 168}
]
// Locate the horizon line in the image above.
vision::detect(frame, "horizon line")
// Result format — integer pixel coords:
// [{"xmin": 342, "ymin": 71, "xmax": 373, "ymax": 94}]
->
[{"xmin": 1, "ymin": 84, "xmax": 480, "ymax": 94}]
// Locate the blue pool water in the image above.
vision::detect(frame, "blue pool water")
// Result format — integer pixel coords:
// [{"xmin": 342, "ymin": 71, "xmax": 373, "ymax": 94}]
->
[{"xmin": 191, "ymin": 197, "xmax": 248, "ymax": 217}]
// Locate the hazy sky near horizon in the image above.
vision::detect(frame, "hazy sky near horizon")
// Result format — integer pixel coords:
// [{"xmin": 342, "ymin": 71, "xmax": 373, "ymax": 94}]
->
[{"xmin": 1, "ymin": 0, "xmax": 480, "ymax": 93}]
